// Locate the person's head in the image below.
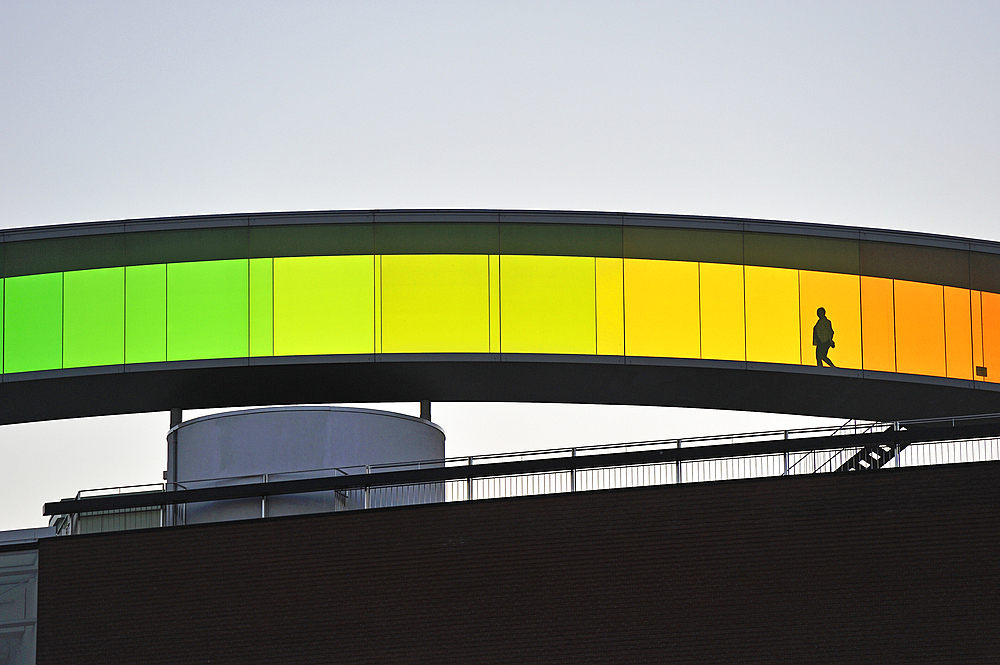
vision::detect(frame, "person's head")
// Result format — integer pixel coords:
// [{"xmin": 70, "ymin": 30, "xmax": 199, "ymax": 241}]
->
[{"xmin": 817, "ymin": 307, "xmax": 826, "ymax": 318}]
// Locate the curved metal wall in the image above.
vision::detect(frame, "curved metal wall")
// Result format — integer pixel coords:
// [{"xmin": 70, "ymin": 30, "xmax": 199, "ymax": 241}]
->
[{"xmin": 1, "ymin": 210, "xmax": 999, "ymax": 424}]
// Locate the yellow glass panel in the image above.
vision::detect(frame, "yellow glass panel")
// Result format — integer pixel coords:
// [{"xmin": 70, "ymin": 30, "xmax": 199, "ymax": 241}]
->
[
  {"xmin": 799, "ymin": 270, "xmax": 861, "ymax": 369},
  {"xmin": 249, "ymin": 258, "xmax": 273, "ymax": 357},
  {"xmin": 596, "ymin": 258, "xmax": 624, "ymax": 356},
  {"xmin": 861, "ymin": 276, "xmax": 896, "ymax": 372},
  {"xmin": 380, "ymin": 254, "xmax": 489, "ymax": 353},
  {"xmin": 894, "ymin": 280, "xmax": 945, "ymax": 377},
  {"xmin": 983, "ymin": 291, "xmax": 1000, "ymax": 384},
  {"xmin": 500, "ymin": 255, "xmax": 596, "ymax": 355},
  {"xmin": 273, "ymin": 255, "xmax": 375, "ymax": 356},
  {"xmin": 624, "ymin": 258, "xmax": 699, "ymax": 358},
  {"xmin": 745, "ymin": 266, "xmax": 799, "ymax": 365},
  {"xmin": 700, "ymin": 263, "xmax": 745, "ymax": 361},
  {"xmin": 972, "ymin": 291, "xmax": 985, "ymax": 381},
  {"xmin": 374, "ymin": 254, "xmax": 382, "ymax": 354},
  {"xmin": 489, "ymin": 255, "xmax": 500, "ymax": 353},
  {"xmin": 944, "ymin": 286, "xmax": 973, "ymax": 380}
]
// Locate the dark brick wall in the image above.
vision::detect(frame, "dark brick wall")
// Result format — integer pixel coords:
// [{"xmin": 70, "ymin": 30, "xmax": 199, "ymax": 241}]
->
[{"xmin": 37, "ymin": 462, "xmax": 1000, "ymax": 664}]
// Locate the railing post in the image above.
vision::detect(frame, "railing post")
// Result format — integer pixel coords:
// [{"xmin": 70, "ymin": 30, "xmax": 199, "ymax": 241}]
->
[
  {"xmin": 261, "ymin": 473, "xmax": 267, "ymax": 518},
  {"xmin": 783, "ymin": 431, "xmax": 790, "ymax": 476},
  {"xmin": 364, "ymin": 465, "xmax": 370, "ymax": 509},
  {"xmin": 467, "ymin": 456, "xmax": 474, "ymax": 501},
  {"xmin": 676, "ymin": 440, "xmax": 682, "ymax": 484},
  {"xmin": 571, "ymin": 448, "xmax": 577, "ymax": 492}
]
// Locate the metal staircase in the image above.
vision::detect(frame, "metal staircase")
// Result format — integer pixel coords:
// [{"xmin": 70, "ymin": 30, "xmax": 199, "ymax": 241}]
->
[{"xmin": 833, "ymin": 434, "xmax": 903, "ymax": 472}]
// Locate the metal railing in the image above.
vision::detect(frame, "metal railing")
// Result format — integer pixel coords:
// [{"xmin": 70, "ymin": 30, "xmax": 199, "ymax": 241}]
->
[{"xmin": 48, "ymin": 412, "xmax": 1000, "ymax": 531}]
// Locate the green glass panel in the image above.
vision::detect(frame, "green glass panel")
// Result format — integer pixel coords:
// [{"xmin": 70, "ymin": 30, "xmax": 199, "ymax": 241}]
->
[
  {"xmin": 3, "ymin": 272, "xmax": 62, "ymax": 373},
  {"xmin": 126, "ymin": 264, "xmax": 167, "ymax": 364},
  {"xmin": 250, "ymin": 258, "xmax": 274, "ymax": 357},
  {"xmin": 167, "ymin": 260, "xmax": 249, "ymax": 361},
  {"xmin": 0, "ymin": 279, "xmax": 4, "ymax": 372},
  {"xmin": 64, "ymin": 267, "xmax": 125, "ymax": 368}
]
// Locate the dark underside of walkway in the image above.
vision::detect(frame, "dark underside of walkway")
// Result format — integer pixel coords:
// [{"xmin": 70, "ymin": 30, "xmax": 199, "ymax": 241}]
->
[{"xmin": 35, "ymin": 461, "xmax": 1000, "ymax": 664}]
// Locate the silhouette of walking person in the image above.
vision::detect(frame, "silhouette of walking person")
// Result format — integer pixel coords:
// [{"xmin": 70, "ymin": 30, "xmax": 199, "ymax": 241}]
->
[{"xmin": 813, "ymin": 307, "xmax": 836, "ymax": 367}]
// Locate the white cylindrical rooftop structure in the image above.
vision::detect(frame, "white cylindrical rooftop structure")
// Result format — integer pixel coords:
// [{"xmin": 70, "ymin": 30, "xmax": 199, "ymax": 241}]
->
[{"xmin": 166, "ymin": 406, "xmax": 445, "ymax": 523}]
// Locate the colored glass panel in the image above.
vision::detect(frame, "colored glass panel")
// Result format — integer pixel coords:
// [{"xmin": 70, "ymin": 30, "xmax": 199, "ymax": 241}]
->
[
  {"xmin": 596, "ymin": 258, "xmax": 624, "ymax": 356},
  {"xmin": 273, "ymin": 255, "xmax": 375, "ymax": 356},
  {"xmin": 943, "ymin": 286, "xmax": 973, "ymax": 380},
  {"xmin": 860, "ymin": 276, "xmax": 895, "ymax": 373},
  {"xmin": 125, "ymin": 264, "xmax": 167, "ymax": 364},
  {"xmin": 624, "ymin": 259, "xmax": 699, "ymax": 358},
  {"xmin": 699, "ymin": 263, "xmax": 745, "ymax": 362},
  {"xmin": 0, "ymin": 279, "xmax": 3, "ymax": 372},
  {"xmin": 4, "ymin": 272, "xmax": 62, "ymax": 373},
  {"xmin": 745, "ymin": 266, "xmax": 799, "ymax": 365},
  {"xmin": 983, "ymin": 291, "xmax": 1000, "ymax": 384},
  {"xmin": 63, "ymin": 267, "xmax": 125, "ymax": 368},
  {"xmin": 381, "ymin": 255, "xmax": 490, "ymax": 353},
  {"xmin": 500, "ymin": 255, "xmax": 596, "ymax": 354},
  {"xmin": 489, "ymin": 255, "xmax": 500, "ymax": 353},
  {"xmin": 972, "ymin": 291, "xmax": 985, "ymax": 381},
  {"xmin": 167, "ymin": 260, "xmax": 249, "ymax": 361},
  {"xmin": 798, "ymin": 271, "xmax": 861, "ymax": 370},
  {"xmin": 250, "ymin": 258, "xmax": 274, "ymax": 357},
  {"xmin": 374, "ymin": 255, "xmax": 382, "ymax": 354},
  {"xmin": 893, "ymin": 280, "xmax": 946, "ymax": 377}
]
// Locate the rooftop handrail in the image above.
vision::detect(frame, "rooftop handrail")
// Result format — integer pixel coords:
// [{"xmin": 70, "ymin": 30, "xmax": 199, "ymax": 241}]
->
[
  {"xmin": 70, "ymin": 412, "xmax": 1000, "ymax": 500},
  {"xmin": 76, "ymin": 482, "xmax": 165, "ymax": 500}
]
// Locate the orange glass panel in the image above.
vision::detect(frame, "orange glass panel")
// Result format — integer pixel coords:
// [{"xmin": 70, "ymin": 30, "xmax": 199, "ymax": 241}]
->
[
  {"xmin": 983, "ymin": 291, "xmax": 1000, "ymax": 384},
  {"xmin": 893, "ymin": 280, "xmax": 945, "ymax": 377},
  {"xmin": 972, "ymin": 291, "xmax": 985, "ymax": 381},
  {"xmin": 943, "ymin": 286, "xmax": 973, "ymax": 380},
  {"xmin": 700, "ymin": 263, "xmax": 745, "ymax": 361},
  {"xmin": 861, "ymin": 276, "xmax": 895, "ymax": 372},
  {"xmin": 745, "ymin": 266, "xmax": 799, "ymax": 365},
  {"xmin": 799, "ymin": 271, "xmax": 861, "ymax": 369},
  {"xmin": 624, "ymin": 259, "xmax": 700, "ymax": 358}
]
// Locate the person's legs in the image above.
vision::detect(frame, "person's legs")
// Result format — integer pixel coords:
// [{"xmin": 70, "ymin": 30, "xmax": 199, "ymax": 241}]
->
[
  {"xmin": 822, "ymin": 344, "xmax": 836, "ymax": 367},
  {"xmin": 817, "ymin": 343, "xmax": 836, "ymax": 367}
]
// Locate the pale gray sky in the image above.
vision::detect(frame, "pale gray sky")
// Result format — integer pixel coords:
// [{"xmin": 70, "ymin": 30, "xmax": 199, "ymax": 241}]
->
[{"xmin": 1, "ymin": 2, "xmax": 998, "ymax": 530}]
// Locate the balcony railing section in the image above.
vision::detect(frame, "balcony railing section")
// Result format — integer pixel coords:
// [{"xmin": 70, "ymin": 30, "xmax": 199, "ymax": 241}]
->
[{"xmin": 44, "ymin": 413, "xmax": 1000, "ymax": 533}]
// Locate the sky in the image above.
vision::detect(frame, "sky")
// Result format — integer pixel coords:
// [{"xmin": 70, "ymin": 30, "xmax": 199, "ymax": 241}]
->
[{"xmin": 1, "ymin": 1, "xmax": 998, "ymax": 530}]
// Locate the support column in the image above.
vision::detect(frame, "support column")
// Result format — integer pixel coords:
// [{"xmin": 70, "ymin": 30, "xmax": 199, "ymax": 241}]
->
[{"xmin": 165, "ymin": 409, "xmax": 183, "ymax": 526}]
